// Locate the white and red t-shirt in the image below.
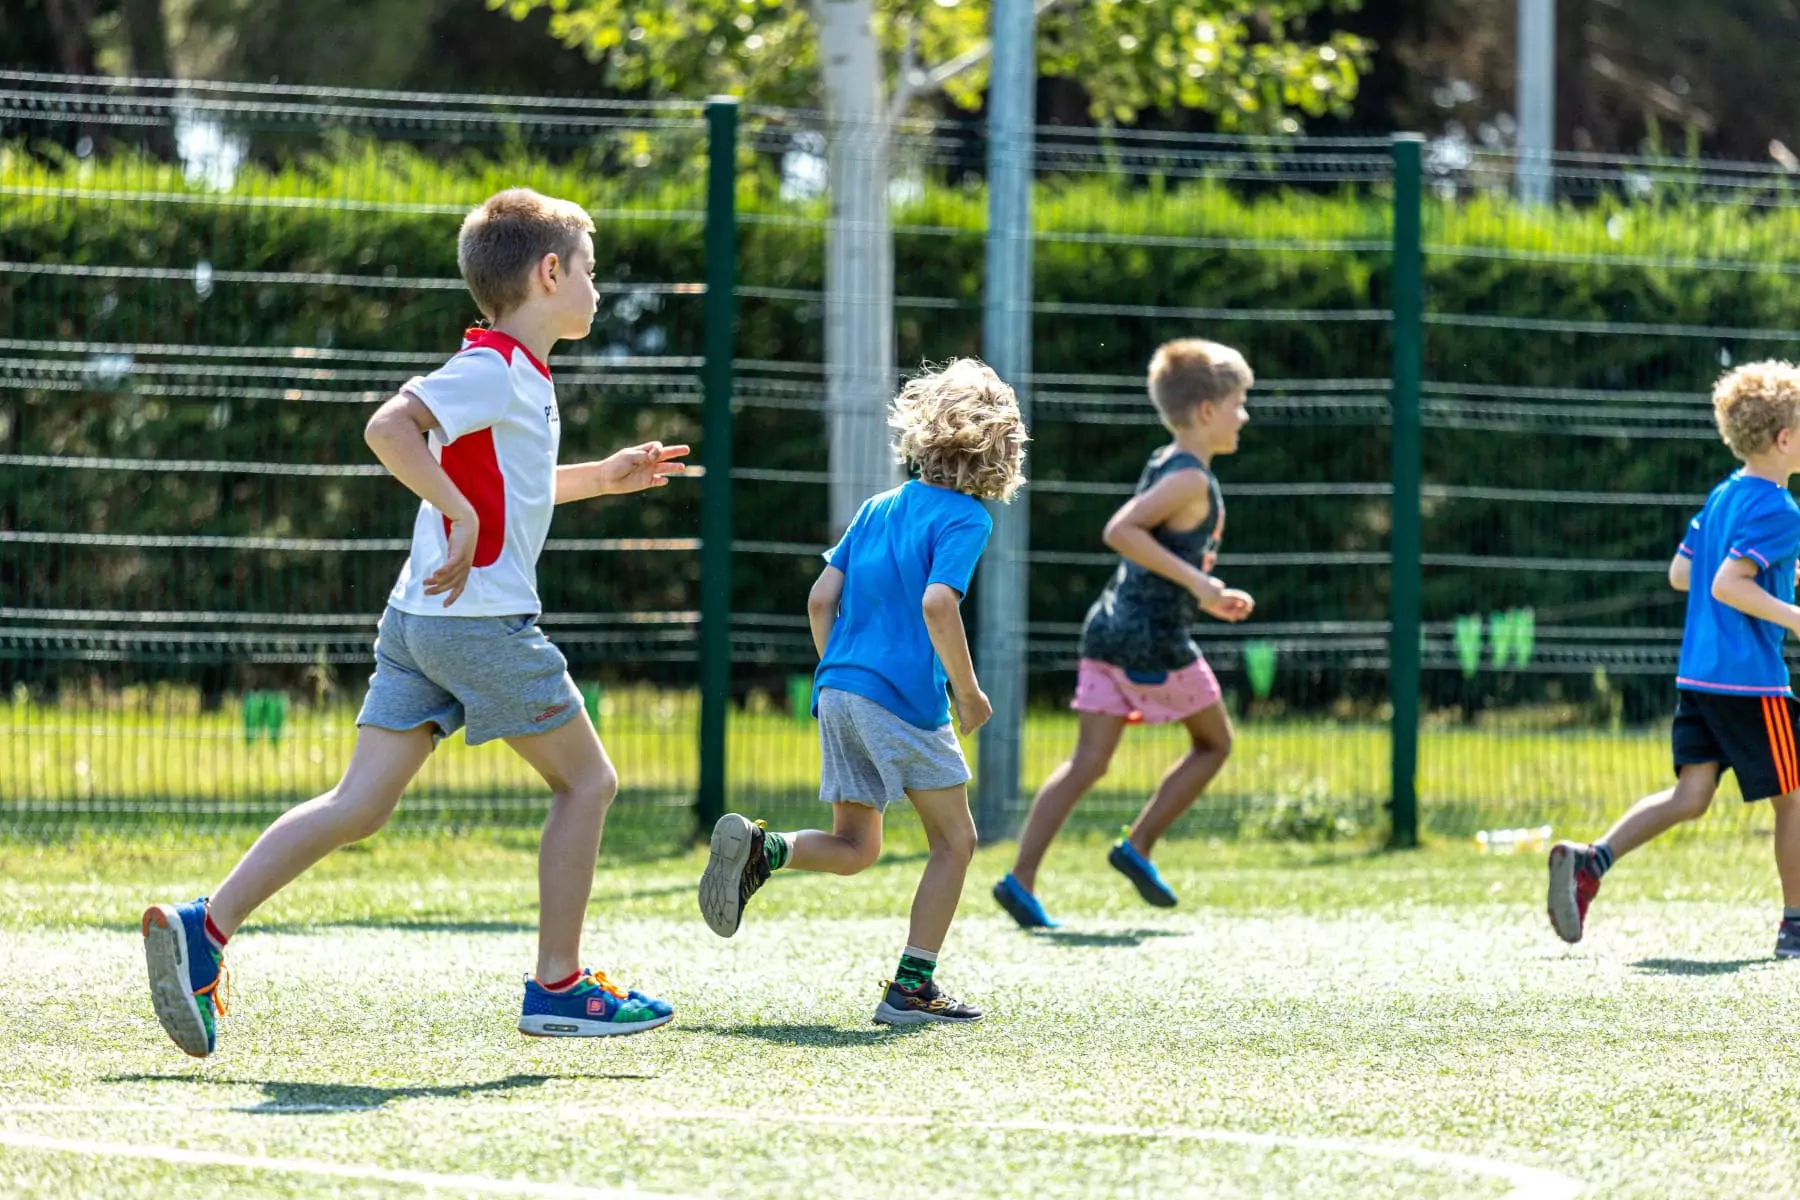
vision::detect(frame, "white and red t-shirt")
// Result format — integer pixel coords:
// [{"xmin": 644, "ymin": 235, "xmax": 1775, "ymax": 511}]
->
[{"xmin": 387, "ymin": 328, "xmax": 560, "ymax": 617}]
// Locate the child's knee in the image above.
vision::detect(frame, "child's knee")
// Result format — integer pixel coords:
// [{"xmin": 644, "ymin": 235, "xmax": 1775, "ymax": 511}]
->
[
  {"xmin": 845, "ymin": 828, "xmax": 884, "ymax": 872},
  {"xmin": 555, "ymin": 763, "xmax": 618, "ymax": 815},
  {"xmin": 329, "ymin": 790, "xmax": 398, "ymax": 844},
  {"xmin": 1069, "ymin": 751, "xmax": 1112, "ymax": 786},
  {"xmin": 933, "ymin": 817, "xmax": 979, "ymax": 864},
  {"xmin": 1673, "ymin": 785, "xmax": 1714, "ymax": 821}
]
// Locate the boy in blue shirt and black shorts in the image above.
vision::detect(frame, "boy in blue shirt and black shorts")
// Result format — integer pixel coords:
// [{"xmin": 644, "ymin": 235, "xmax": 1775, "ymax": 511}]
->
[
  {"xmin": 1549, "ymin": 361, "xmax": 1800, "ymax": 958},
  {"xmin": 697, "ymin": 360, "xmax": 1028, "ymax": 1025}
]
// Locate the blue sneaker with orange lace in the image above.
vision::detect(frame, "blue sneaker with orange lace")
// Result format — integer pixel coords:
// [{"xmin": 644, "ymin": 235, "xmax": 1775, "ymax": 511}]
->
[
  {"xmin": 1109, "ymin": 832, "xmax": 1178, "ymax": 908},
  {"xmin": 141, "ymin": 897, "xmax": 229, "ymax": 1058},
  {"xmin": 518, "ymin": 969, "xmax": 674, "ymax": 1037}
]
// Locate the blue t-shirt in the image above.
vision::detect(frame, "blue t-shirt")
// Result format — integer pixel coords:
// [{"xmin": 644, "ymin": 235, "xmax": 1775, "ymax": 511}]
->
[
  {"xmin": 813, "ymin": 481, "xmax": 993, "ymax": 729},
  {"xmin": 1676, "ymin": 470, "xmax": 1800, "ymax": 697}
]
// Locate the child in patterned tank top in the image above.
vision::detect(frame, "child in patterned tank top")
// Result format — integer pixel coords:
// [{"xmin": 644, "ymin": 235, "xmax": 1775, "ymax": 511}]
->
[{"xmin": 994, "ymin": 339, "xmax": 1256, "ymax": 929}]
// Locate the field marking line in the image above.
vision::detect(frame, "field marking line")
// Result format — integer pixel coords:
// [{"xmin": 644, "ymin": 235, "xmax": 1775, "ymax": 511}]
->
[
  {"xmin": 0, "ymin": 1103, "xmax": 1585, "ymax": 1199},
  {"xmin": 0, "ymin": 1128, "xmax": 704, "ymax": 1200},
  {"xmin": 625, "ymin": 1108, "xmax": 1586, "ymax": 1200}
]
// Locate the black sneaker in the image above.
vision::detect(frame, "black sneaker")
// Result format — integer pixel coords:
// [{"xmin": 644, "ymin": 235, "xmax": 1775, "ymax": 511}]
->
[
  {"xmin": 1777, "ymin": 920, "xmax": 1800, "ymax": 960},
  {"xmin": 698, "ymin": 813, "xmax": 771, "ymax": 938},
  {"xmin": 873, "ymin": 978, "xmax": 983, "ymax": 1026}
]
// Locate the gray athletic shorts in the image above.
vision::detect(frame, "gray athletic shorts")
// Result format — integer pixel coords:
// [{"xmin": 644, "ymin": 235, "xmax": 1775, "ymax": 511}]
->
[
  {"xmin": 356, "ymin": 606, "xmax": 583, "ymax": 746},
  {"xmin": 818, "ymin": 687, "xmax": 969, "ymax": 812}
]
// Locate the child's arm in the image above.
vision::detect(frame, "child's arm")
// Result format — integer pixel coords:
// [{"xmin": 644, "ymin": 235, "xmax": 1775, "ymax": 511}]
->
[
  {"xmin": 922, "ymin": 584, "xmax": 991, "ymax": 734},
  {"xmin": 555, "ymin": 442, "xmax": 690, "ymax": 503},
  {"xmin": 808, "ymin": 566, "xmax": 846, "ymax": 658},
  {"xmin": 1711, "ymin": 557, "xmax": 1800, "ymax": 634},
  {"xmin": 1668, "ymin": 553, "xmax": 1691, "ymax": 592},
  {"xmin": 1102, "ymin": 471, "xmax": 1253, "ymax": 622},
  {"xmin": 364, "ymin": 392, "xmax": 479, "ymax": 606}
]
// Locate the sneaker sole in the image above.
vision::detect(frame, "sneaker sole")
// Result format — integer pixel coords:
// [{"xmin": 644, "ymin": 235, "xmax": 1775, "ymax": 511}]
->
[
  {"xmin": 698, "ymin": 813, "xmax": 754, "ymax": 938},
  {"xmin": 141, "ymin": 905, "xmax": 212, "ymax": 1058},
  {"xmin": 872, "ymin": 1002, "xmax": 982, "ymax": 1026},
  {"xmin": 1546, "ymin": 843, "xmax": 1584, "ymax": 944},
  {"xmin": 1777, "ymin": 948, "xmax": 1800, "ymax": 960},
  {"xmin": 518, "ymin": 1012, "xmax": 675, "ymax": 1038},
  {"xmin": 1108, "ymin": 851, "xmax": 1178, "ymax": 908}
]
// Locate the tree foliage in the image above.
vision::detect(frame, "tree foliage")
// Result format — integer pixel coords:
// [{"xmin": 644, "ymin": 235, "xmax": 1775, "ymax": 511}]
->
[{"xmin": 492, "ymin": 0, "xmax": 1370, "ymax": 130}]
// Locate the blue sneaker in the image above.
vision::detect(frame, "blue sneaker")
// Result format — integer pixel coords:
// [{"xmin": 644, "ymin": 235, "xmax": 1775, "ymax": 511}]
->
[
  {"xmin": 141, "ymin": 897, "xmax": 228, "ymax": 1058},
  {"xmin": 1108, "ymin": 835, "xmax": 1178, "ymax": 908},
  {"xmin": 992, "ymin": 874, "xmax": 1060, "ymax": 930},
  {"xmin": 518, "ymin": 969, "xmax": 674, "ymax": 1038}
]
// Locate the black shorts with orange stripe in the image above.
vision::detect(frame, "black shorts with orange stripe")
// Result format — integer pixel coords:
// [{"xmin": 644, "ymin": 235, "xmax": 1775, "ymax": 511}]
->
[{"xmin": 1671, "ymin": 689, "xmax": 1800, "ymax": 801}]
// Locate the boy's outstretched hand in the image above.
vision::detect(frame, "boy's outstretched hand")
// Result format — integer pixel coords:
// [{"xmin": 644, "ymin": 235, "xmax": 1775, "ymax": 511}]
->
[
  {"xmin": 599, "ymin": 442, "xmax": 690, "ymax": 495},
  {"xmin": 953, "ymin": 686, "xmax": 993, "ymax": 736},
  {"xmin": 1204, "ymin": 588, "xmax": 1255, "ymax": 623}
]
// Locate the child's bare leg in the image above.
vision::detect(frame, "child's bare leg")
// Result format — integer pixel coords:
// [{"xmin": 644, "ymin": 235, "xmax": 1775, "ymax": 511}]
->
[
  {"xmin": 1595, "ymin": 763, "xmax": 1719, "ymax": 861},
  {"xmin": 785, "ymin": 802, "xmax": 884, "ymax": 875},
  {"xmin": 1771, "ymin": 790, "xmax": 1800, "ymax": 909},
  {"xmin": 905, "ymin": 784, "xmax": 979, "ymax": 953},
  {"xmin": 209, "ymin": 724, "xmax": 436, "ymax": 937},
  {"xmin": 505, "ymin": 711, "xmax": 617, "ymax": 984},
  {"xmin": 1010, "ymin": 713, "xmax": 1126, "ymax": 891},
  {"xmin": 1127, "ymin": 703, "xmax": 1233, "ymax": 856}
]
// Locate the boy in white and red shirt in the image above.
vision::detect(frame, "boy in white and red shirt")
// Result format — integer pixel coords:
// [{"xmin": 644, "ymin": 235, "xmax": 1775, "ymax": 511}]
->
[{"xmin": 142, "ymin": 189, "xmax": 686, "ymax": 1056}]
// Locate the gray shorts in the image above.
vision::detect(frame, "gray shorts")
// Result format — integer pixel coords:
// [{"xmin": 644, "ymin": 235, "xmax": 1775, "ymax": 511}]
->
[
  {"xmin": 818, "ymin": 687, "xmax": 969, "ymax": 812},
  {"xmin": 356, "ymin": 606, "xmax": 583, "ymax": 746}
]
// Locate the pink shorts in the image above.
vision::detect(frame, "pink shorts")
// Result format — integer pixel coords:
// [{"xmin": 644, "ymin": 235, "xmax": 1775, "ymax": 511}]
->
[{"xmin": 1072, "ymin": 657, "xmax": 1222, "ymax": 726}]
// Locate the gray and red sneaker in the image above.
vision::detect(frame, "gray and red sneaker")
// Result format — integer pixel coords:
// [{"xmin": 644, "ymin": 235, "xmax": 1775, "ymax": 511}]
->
[
  {"xmin": 1547, "ymin": 841, "xmax": 1602, "ymax": 944},
  {"xmin": 873, "ymin": 978, "xmax": 983, "ymax": 1026}
]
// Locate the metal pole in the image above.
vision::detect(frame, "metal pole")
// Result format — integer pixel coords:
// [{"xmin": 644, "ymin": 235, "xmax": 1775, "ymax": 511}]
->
[
  {"xmin": 697, "ymin": 96, "xmax": 739, "ymax": 839},
  {"xmin": 975, "ymin": 0, "xmax": 1037, "ymax": 844},
  {"xmin": 1388, "ymin": 134, "xmax": 1425, "ymax": 849},
  {"xmin": 1517, "ymin": 0, "xmax": 1555, "ymax": 205}
]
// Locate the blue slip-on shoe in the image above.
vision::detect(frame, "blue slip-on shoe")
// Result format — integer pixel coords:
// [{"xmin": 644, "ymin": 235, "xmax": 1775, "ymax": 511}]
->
[
  {"xmin": 992, "ymin": 874, "xmax": 1060, "ymax": 930},
  {"xmin": 1108, "ymin": 835, "xmax": 1178, "ymax": 908},
  {"xmin": 141, "ymin": 897, "xmax": 228, "ymax": 1058},
  {"xmin": 519, "ymin": 969, "xmax": 674, "ymax": 1037}
]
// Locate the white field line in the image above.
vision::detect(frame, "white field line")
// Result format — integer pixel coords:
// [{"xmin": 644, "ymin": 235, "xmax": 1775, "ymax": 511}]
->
[
  {"xmin": 0, "ymin": 1103, "xmax": 1587, "ymax": 1200},
  {"xmin": 0, "ymin": 1128, "xmax": 704, "ymax": 1200}
]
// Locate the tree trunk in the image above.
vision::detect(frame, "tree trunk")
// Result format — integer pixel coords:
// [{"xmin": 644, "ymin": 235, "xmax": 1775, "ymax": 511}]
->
[{"xmin": 815, "ymin": 0, "xmax": 898, "ymax": 537}]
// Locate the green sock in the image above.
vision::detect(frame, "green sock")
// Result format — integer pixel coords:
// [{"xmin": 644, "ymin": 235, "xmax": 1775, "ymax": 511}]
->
[
  {"xmin": 895, "ymin": 945, "xmax": 937, "ymax": 991},
  {"xmin": 763, "ymin": 830, "xmax": 791, "ymax": 871}
]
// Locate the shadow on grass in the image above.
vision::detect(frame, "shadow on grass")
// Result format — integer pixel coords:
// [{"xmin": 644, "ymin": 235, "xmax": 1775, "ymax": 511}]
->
[
  {"xmin": 1031, "ymin": 927, "xmax": 1185, "ymax": 948},
  {"xmin": 103, "ymin": 1071, "xmax": 649, "ymax": 1111},
  {"xmin": 682, "ymin": 1022, "xmax": 930, "ymax": 1047},
  {"xmin": 1630, "ymin": 957, "xmax": 1771, "ymax": 976}
]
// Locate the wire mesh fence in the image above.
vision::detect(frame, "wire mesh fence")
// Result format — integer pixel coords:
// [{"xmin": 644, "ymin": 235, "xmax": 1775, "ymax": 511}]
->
[
  {"xmin": 5, "ymin": 73, "xmax": 1797, "ymax": 850},
  {"xmin": 0, "ymin": 74, "xmax": 709, "ymax": 838}
]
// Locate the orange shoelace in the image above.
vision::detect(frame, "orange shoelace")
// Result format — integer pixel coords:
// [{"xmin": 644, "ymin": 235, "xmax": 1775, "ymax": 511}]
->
[
  {"xmin": 195, "ymin": 960, "xmax": 232, "ymax": 1017},
  {"xmin": 585, "ymin": 970, "xmax": 627, "ymax": 1001}
]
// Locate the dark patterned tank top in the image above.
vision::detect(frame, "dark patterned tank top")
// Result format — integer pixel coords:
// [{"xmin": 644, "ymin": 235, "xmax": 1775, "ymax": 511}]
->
[{"xmin": 1077, "ymin": 446, "xmax": 1224, "ymax": 674}]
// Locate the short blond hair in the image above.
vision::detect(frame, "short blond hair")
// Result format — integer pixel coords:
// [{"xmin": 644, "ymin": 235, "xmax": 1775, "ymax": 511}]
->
[
  {"xmin": 1714, "ymin": 361, "xmax": 1800, "ymax": 459},
  {"xmin": 457, "ymin": 188, "xmax": 594, "ymax": 319},
  {"xmin": 1148, "ymin": 339, "xmax": 1254, "ymax": 425},
  {"xmin": 889, "ymin": 359, "xmax": 1028, "ymax": 503}
]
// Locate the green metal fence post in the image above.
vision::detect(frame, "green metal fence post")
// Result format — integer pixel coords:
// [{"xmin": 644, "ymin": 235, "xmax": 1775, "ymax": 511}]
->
[
  {"xmin": 697, "ymin": 96, "xmax": 739, "ymax": 839},
  {"xmin": 1388, "ymin": 133, "xmax": 1425, "ymax": 849}
]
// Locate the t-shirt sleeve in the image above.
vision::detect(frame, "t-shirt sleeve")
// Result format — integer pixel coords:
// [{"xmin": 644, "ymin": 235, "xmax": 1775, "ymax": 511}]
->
[
  {"xmin": 1726, "ymin": 500, "xmax": 1800, "ymax": 571},
  {"xmin": 927, "ymin": 511, "xmax": 993, "ymax": 595},
  {"xmin": 400, "ymin": 348, "xmax": 510, "ymax": 444},
  {"xmin": 1677, "ymin": 511, "xmax": 1701, "ymax": 558},
  {"xmin": 823, "ymin": 505, "xmax": 863, "ymax": 569}
]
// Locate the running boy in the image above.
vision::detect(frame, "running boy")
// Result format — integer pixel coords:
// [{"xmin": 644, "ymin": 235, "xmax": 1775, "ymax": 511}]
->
[
  {"xmin": 993, "ymin": 339, "xmax": 1254, "ymax": 929},
  {"xmin": 1549, "ymin": 360, "xmax": 1800, "ymax": 958},
  {"xmin": 142, "ymin": 188, "xmax": 687, "ymax": 1057},
  {"xmin": 697, "ymin": 359, "xmax": 1028, "ymax": 1025}
]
